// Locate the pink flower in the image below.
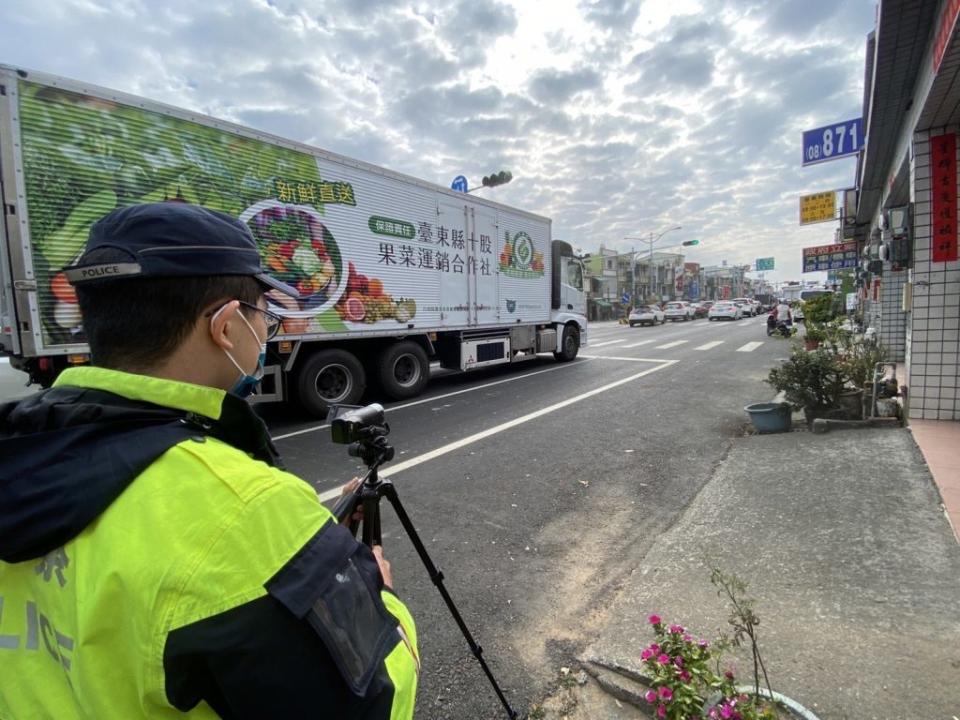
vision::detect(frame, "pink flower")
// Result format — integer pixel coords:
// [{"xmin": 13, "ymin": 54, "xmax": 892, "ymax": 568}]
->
[
  {"xmin": 657, "ymin": 704, "xmax": 667, "ymax": 718},
  {"xmin": 644, "ymin": 689, "xmax": 657, "ymax": 704},
  {"xmin": 724, "ymin": 670, "xmax": 735, "ymax": 681},
  {"xmin": 721, "ymin": 703, "xmax": 734, "ymax": 719},
  {"xmin": 648, "ymin": 614, "xmax": 662, "ymax": 625},
  {"xmin": 669, "ymin": 624, "xmax": 684, "ymax": 634},
  {"xmin": 658, "ymin": 686, "xmax": 673, "ymax": 702},
  {"xmin": 708, "ymin": 710, "xmax": 719, "ymax": 719},
  {"xmin": 679, "ymin": 670, "xmax": 692, "ymax": 682},
  {"xmin": 698, "ymin": 639, "xmax": 709, "ymax": 648},
  {"xmin": 650, "ymin": 643, "xmax": 660, "ymax": 653},
  {"xmin": 657, "ymin": 654, "xmax": 671, "ymax": 665},
  {"xmin": 683, "ymin": 633, "xmax": 693, "ymax": 642},
  {"xmin": 673, "ymin": 656, "xmax": 684, "ymax": 668},
  {"xmin": 641, "ymin": 648, "xmax": 654, "ymax": 661}
]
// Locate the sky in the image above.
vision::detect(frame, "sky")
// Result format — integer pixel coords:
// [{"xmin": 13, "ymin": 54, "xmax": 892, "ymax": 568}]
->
[{"xmin": 0, "ymin": 0, "xmax": 879, "ymax": 284}]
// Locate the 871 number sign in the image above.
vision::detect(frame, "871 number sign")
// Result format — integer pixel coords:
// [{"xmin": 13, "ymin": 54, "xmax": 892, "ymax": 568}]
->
[{"xmin": 802, "ymin": 118, "xmax": 864, "ymax": 166}]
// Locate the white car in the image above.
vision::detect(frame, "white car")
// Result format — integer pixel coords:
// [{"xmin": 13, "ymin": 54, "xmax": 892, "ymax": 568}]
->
[
  {"xmin": 628, "ymin": 305, "xmax": 665, "ymax": 326},
  {"xmin": 664, "ymin": 301, "xmax": 694, "ymax": 322},
  {"xmin": 732, "ymin": 298, "xmax": 755, "ymax": 317},
  {"xmin": 709, "ymin": 301, "xmax": 742, "ymax": 320}
]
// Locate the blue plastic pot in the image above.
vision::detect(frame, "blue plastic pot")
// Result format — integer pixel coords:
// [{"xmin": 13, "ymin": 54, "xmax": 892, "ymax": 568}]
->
[{"xmin": 744, "ymin": 402, "xmax": 792, "ymax": 433}]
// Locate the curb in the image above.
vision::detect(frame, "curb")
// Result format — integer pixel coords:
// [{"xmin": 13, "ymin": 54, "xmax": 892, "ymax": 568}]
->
[{"xmin": 580, "ymin": 657, "xmax": 653, "ymax": 714}]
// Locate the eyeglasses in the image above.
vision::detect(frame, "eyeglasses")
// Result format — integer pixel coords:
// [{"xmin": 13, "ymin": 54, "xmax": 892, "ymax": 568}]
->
[{"xmin": 237, "ymin": 301, "xmax": 283, "ymax": 341}]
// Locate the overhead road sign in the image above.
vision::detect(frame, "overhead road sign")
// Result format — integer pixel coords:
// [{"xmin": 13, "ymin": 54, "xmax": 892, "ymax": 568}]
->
[
  {"xmin": 800, "ymin": 191, "xmax": 836, "ymax": 225},
  {"xmin": 756, "ymin": 257, "xmax": 775, "ymax": 271},
  {"xmin": 802, "ymin": 118, "xmax": 864, "ymax": 166},
  {"xmin": 802, "ymin": 241, "xmax": 857, "ymax": 273}
]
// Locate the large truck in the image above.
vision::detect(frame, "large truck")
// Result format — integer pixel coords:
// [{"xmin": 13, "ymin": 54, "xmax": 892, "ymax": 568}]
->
[{"xmin": 0, "ymin": 65, "xmax": 587, "ymax": 416}]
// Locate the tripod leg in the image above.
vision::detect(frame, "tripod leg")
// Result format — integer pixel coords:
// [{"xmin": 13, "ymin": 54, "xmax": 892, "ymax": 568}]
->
[
  {"xmin": 378, "ymin": 481, "xmax": 518, "ymax": 719},
  {"xmin": 361, "ymin": 489, "xmax": 383, "ymax": 546}
]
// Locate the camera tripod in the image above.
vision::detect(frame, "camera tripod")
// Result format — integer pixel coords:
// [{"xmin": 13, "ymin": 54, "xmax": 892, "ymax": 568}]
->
[{"xmin": 331, "ymin": 424, "xmax": 518, "ymax": 720}]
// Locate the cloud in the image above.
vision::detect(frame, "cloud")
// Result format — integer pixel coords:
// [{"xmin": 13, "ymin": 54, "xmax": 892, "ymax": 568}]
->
[
  {"xmin": 579, "ymin": 0, "xmax": 641, "ymax": 33},
  {"xmin": 528, "ymin": 67, "xmax": 604, "ymax": 103},
  {"xmin": 0, "ymin": 0, "xmax": 879, "ymax": 280}
]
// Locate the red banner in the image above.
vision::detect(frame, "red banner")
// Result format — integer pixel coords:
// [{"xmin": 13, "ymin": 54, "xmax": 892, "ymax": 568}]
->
[
  {"xmin": 931, "ymin": 132, "xmax": 958, "ymax": 263},
  {"xmin": 934, "ymin": 0, "xmax": 960, "ymax": 73}
]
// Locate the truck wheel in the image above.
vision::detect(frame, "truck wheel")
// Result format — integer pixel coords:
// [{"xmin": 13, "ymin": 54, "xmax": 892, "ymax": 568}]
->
[
  {"xmin": 554, "ymin": 324, "xmax": 579, "ymax": 362},
  {"xmin": 296, "ymin": 349, "xmax": 366, "ymax": 417},
  {"xmin": 377, "ymin": 341, "xmax": 429, "ymax": 400}
]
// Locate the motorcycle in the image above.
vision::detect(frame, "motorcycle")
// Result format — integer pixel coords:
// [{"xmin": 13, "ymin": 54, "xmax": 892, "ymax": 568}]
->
[{"xmin": 766, "ymin": 314, "xmax": 795, "ymax": 337}]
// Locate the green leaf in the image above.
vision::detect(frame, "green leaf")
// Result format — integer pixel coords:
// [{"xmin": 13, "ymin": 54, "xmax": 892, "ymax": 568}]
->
[{"xmin": 39, "ymin": 189, "xmax": 118, "ymax": 267}]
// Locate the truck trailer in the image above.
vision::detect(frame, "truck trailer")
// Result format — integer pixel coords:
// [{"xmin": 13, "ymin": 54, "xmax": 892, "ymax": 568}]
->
[{"xmin": 0, "ymin": 65, "xmax": 588, "ymax": 416}]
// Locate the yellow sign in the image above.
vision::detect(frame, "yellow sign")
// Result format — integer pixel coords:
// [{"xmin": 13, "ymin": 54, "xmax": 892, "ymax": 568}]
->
[{"xmin": 799, "ymin": 191, "xmax": 836, "ymax": 225}]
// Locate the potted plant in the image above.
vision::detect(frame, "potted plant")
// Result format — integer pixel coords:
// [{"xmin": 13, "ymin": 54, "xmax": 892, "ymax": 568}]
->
[
  {"xmin": 639, "ymin": 569, "xmax": 821, "ymax": 719},
  {"xmin": 802, "ymin": 324, "xmax": 826, "ymax": 351},
  {"xmin": 766, "ymin": 348, "xmax": 845, "ymax": 426}
]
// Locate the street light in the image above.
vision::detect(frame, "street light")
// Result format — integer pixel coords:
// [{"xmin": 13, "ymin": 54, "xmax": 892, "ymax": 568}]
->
[{"xmin": 624, "ymin": 225, "xmax": 683, "ymax": 301}]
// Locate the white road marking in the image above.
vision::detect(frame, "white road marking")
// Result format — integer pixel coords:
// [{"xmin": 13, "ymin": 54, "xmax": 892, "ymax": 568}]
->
[
  {"xmin": 272, "ymin": 358, "xmax": 591, "ymax": 441},
  {"xmin": 655, "ymin": 340, "xmax": 689, "ymax": 349},
  {"xmin": 695, "ymin": 341, "xmax": 724, "ymax": 350},
  {"xmin": 590, "ymin": 339, "xmax": 626, "ymax": 347},
  {"xmin": 581, "ymin": 355, "xmax": 672, "ymax": 363},
  {"xmin": 736, "ymin": 341, "xmax": 764, "ymax": 352},
  {"xmin": 737, "ymin": 320, "xmax": 755, "ymax": 327},
  {"xmin": 623, "ymin": 339, "xmax": 656, "ymax": 348},
  {"xmin": 317, "ymin": 359, "xmax": 678, "ymax": 502}
]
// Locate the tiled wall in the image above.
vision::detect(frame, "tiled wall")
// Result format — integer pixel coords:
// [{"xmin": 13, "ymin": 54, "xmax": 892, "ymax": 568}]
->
[
  {"xmin": 908, "ymin": 131, "xmax": 960, "ymax": 421},
  {"xmin": 879, "ymin": 267, "xmax": 907, "ymax": 361}
]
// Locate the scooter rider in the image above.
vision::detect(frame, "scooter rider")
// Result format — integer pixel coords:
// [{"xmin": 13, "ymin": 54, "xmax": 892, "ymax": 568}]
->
[{"xmin": 0, "ymin": 203, "xmax": 419, "ymax": 719}]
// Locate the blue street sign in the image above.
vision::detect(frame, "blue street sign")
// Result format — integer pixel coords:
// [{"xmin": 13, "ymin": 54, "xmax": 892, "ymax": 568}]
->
[
  {"xmin": 451, "ymin": 175, "xmax": 469, "ymax": 193},
  {"xmin": 622, "ymin": 292, "xmax": 631, "ymax": 304},
  {"xmin": 802, "ymin": 118, "xmax": 864, "ymax": 166}
]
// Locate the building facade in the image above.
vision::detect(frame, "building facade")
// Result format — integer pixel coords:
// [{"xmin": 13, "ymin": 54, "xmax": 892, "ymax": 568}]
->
[{"xmin": 855, "ymin": 0, "xmax": 960, "ymax": 421}]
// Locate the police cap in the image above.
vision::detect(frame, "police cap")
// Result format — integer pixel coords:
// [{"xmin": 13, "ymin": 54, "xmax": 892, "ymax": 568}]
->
[{"xmin": 63, "ymin": 202, "xmax": 298, "ymax": 297}]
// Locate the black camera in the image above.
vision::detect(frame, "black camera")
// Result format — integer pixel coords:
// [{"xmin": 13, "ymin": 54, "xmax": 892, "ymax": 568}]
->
[{"xmin": 328, "ymin": 403, "xmax": 388, "ymax": 445}]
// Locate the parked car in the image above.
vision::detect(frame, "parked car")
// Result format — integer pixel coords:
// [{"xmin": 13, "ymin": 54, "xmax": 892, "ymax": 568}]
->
[
  {"xmin": 732, "ymin": 298, "xmax": 755, "ymax": 317},
  {"xmin": 792, "ymin": 301, "xmax": 805, "ymax": 323},
  {"xmin": 691, "ymin": 302, "xmax": 710, "ymax": 318},
  {"xmin": 664, "ymin": 301, "xmax": 695, "ymax": 322},
  {"xmin": 709, "ymin": 301, "xmax": 742, "ymax": 321},
  {"xmin": 699, "ymin": 301, "xmax": 715, "ymax": 316},
  {"xmin": 629, "ymin": 305, "xmax": 665, "ymax": 326}
]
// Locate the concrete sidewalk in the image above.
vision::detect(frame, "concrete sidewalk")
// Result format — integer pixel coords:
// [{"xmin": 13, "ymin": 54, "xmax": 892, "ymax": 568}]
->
[{"xmin": 541, "ymin": 428, "xmax": 960, "ymax": 720}]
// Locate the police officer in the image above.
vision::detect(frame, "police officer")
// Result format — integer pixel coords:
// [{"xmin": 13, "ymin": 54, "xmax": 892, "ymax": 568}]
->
[{"xmin": 0, "ymin": 203, "xmax": 418, "ymax": 718}]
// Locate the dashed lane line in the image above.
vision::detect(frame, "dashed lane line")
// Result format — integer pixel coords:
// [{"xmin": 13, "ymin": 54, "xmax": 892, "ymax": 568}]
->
[
  {"xmin": 695, "ymin": 341, "xmax": 725, "ymax": 350},
  {"xmin": 317, "ymin": 358, "xmax": 678, "ymax": 502},
  {"xmin": 736, "ymin": 341, "xmax": 765, "ymax": 352},
  {"xmin": 580, "ymin": 355, "xmax": 672, "ymax": 363},
  {"xmin": 623, "ymin": 339, "xmax": 656, "ymax": 348},
  {"xmin": 655, "ymin": 340, "xmax": 689, "ymax": 349},
  {"xmin": 590, "ymin": 339, "xmax": 627, "ymax": 347}
]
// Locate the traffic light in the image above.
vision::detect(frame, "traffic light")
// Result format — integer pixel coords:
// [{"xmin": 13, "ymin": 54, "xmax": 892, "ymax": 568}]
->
[
  {"xmin": 482, "ymin": 170, "xmax": 513, "ymax": 188},
  {"xmin": 682, "ymin": 240, "xmax": 700, "ymax": 246}
]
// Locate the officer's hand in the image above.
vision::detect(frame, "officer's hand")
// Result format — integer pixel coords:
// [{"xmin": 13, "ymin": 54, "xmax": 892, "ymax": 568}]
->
[
  {"xmin": 372, "ymin": 546, "xmax": 393, "ymax": 590},
  {"xmin": 340, "ymin": 477, "xmax": 364, "ymax": 525}
]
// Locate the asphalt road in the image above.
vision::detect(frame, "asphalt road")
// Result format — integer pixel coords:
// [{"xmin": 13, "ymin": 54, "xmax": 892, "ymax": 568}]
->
[
  {"xmin": 261, "ymin": 315, "xmax": 792, "ymax": 719},
  {"xmin": 0, "ymin": 316, "xmax": 790, "ymax": 717}
]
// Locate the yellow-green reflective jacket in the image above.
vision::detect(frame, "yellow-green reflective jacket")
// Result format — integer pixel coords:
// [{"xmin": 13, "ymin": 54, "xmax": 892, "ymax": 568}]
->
[{"xmin": 0, "ymin": 367, "xmax": 418, "ymax": 719}]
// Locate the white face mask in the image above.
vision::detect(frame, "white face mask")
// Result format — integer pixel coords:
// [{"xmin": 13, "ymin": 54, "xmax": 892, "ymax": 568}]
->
[{"xmin": 210, "ymin": 304, "xmax": 266, "ymax": 397}]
